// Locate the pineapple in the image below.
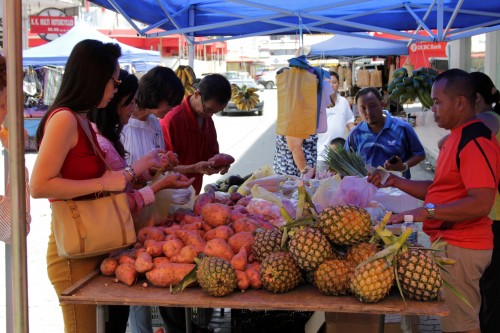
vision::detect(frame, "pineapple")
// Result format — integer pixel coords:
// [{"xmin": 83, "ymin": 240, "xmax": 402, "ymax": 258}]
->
[
  {"xmin": 196, "ymin": 256, "xmax": 237, "ymax": 297},
  {"xmin": 260, "ymin": 252, "xmax": 301, "ymax": 293},
  {"xmin": 288, "ymin": 227, "xmax": 333, "ymax": 272},
  {"xmin": 252, "ymin": 229, "xmax": 283, "ymax": 262},
  {"xmin": 314, "ymin": 259, "xmax": 354, "ymax": 296},
  {"xmin": 317, "ymin": 205, "xmax": 372, "ymax": 246},
  {"xmin": 350, "ymin": 258, "xmax": 395, "ymax": 303},
  {"xmin": 397, "ymin": 248, "xmax": 443, "ymax": 301},
  {"xmin": 346, "ymin": 242, "xmax": 379, "ymax": 266}
]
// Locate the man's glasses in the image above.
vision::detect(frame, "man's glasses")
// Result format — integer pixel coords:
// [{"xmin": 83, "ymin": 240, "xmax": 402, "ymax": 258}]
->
[
  {"xmin": 110, "ymin": 77, "xmax": 122, "ymax": 89},
  {"xmin": 200, "ymin": 97, "xmax": 223, "ymax": 115}
]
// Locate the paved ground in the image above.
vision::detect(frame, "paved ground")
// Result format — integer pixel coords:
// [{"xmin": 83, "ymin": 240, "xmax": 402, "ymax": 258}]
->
[{"xmin": 0, "ymin": 96, "xmax": 444, "ymax": 332}]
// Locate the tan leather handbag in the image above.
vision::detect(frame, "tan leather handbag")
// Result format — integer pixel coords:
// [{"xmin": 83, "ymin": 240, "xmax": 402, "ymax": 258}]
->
[{"xmin": 51, "ymin": 111, "xmax": 136, "ymax": 258}]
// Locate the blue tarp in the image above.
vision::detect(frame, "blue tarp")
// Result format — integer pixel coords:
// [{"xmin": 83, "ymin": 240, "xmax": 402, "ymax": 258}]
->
[
  {"xmin": 308, "ymin": 34, "xmax": 409, "ymax": 58},
  {"xmin": 88, "ymin": 1, "xmax": 500, "ymax": 43},
  {"xmin": 23, "ymin": 22, "xmax": 161, "ymax": 66}
]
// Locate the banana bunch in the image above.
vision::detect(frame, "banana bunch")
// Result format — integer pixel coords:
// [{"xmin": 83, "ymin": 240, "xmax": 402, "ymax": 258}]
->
[
  {"xmin": 388, "ymin": 67, "xmax": 438, "ymax": 109},
  {"xmin": 230, "ymin": 83, "xmax": 260, "ymax": 111},
  {"xmin": 175, "ymin": 65, "xmax": 197, "ymax": 97}
]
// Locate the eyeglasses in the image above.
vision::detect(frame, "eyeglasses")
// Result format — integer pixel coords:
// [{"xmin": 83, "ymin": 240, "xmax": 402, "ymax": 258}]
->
[
  {"xmin": 110, "ymin": 77, "xmax": 122, "ymax": 89},
  {"xmin": 200, "ymin": 97, "xmax": 224, "ymax": 115}
]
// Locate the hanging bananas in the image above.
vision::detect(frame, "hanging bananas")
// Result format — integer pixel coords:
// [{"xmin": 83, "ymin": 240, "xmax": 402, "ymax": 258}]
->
[
  {"xmin": 388, "ymin": 67, "xmax": 437, "ymax": 109},
  {"xmin": 175, "ymin": 65, "xmax": 197, "ymax": 97},
  {"xmin": 230, "ymin": 83, "xmax": 260, "ymax": 111}
]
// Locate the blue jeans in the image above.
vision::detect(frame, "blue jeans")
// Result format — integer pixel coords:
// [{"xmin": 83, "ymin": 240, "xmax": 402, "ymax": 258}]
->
[{"xmin": 128, "ymin": 306, "xmax": 152, "ymax": 333}]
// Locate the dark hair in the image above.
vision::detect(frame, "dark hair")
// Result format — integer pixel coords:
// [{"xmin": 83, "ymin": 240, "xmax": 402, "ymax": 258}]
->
[
  {"xmin": 87, "ymin": 69, "xmax": 139, "ymax": 158},
  {"xmin": 355, "ymin": 87, "xmax": 382, "ymax": 103},
  {"xmin": 135, "ymin": 66, "xmax": 184, "ymax": 109},
  {"xmin": 470, "ymin": 71, "xmax": 500, "ymax": 115},
  {"xmin": 0, "ymin": 55, "xmax": 5, "ymax": 90},
  {"xmin": 199, "ymin": 74, "xmax": 231, "ymax": 105},
  {"xmin": 329, "ymin": 71, "xmax": 339, "ymax": 81},
  {"xmin": 434, "ymin": 68, "xmax": 476, "ymax": 106},
  {"xmin": 35, "ymin": 39, "xmax": 122, "ymax": 147},
  {"xmin": 330, "ymin": 137, "xmax": 346, "ymax": 147}
]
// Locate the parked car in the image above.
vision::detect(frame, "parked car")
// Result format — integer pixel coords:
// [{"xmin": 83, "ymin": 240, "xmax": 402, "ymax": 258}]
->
[
  {"xmin": 257, "ymin": 69, "xmax": 279, "ymax": 89},
  {"xmin": 221, "ymin": 78, "xmax": 264, "ymax": 116}
]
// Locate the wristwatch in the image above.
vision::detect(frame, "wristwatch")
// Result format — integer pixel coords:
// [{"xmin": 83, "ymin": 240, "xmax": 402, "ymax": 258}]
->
[{"xmin": 424, "ymin": 203, "xmax": 436, "ymax": 220}]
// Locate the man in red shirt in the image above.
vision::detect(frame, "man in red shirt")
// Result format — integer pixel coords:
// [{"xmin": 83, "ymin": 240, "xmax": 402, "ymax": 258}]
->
[
  {"xmin": 369, "ymin": 69, "xmax": 500, "ymax": 333},
  {"xmin": 160, "ymin": 73, "xmax": 232, "ymax": 194}
]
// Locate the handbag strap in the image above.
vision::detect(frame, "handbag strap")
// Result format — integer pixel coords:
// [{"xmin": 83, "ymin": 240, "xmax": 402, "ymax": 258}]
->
[{"xmin": 71, "ymin": 111, "xmax": 113, "ymax": 171}]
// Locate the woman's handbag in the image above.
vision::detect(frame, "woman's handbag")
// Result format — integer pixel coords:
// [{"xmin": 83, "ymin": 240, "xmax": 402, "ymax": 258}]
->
[{"xmin": 51, "ymin": 112, "xmax": 136, "ymax": 258}]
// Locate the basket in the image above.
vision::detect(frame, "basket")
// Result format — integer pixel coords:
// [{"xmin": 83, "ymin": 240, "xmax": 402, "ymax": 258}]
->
[{"xmin": 231, "ymin": 309, "xmax": 313, "ymax": 333}]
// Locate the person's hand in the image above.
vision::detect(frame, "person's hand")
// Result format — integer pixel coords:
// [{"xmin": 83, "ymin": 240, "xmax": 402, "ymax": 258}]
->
[
  {"xmin": 388, "ymin": 207, "xmax": 428, "ymax": 224},
  {"xmin": 158, "ymin": 151, "xmax": 179, "ymax": 170},
  {"xmin": 195, "ymin": 161, "xmax": 219, "ymax": 175},
  {"xmin": 100, "ymin": 170, "xmax": 127, "ymax": 191},
  {"xmin": 367, "ymin": 171, "xmax": 397, "ymax": 188},
  {"xmin": 153, "ymin": 172, "xmax": 195, "ymax": 191},
  {"xmin": 383, "ymin": 155, "xmax": 405, "ymax": 171}
]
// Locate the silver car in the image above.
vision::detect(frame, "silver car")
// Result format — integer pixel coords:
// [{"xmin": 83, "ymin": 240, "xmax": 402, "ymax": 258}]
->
[{"xmin": 222, "ymin": 79, "xmax": 265, "ymax": 116}]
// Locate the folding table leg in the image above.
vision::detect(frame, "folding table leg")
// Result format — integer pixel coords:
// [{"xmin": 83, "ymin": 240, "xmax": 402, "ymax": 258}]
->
[{"xmin": 96, "ymin": 305, "xmax": 106, "ymax": 333}]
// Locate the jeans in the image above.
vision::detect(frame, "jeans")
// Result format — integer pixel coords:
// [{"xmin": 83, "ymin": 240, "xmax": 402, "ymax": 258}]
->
[{"xmin": 128, "ymin": 306, "xmax": 152, "ymax": 333}]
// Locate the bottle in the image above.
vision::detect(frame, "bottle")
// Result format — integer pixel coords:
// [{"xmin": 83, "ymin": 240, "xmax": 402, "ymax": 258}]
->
[{"xmin": 401, "ymin": 215, "xmax": 418, "ymax": 243}]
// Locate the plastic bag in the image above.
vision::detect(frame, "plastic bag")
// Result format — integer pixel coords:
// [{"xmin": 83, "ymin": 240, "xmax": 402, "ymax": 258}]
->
[
  {"xmin": 331, "ymin": 176, "xmax": 377, "ymax": 208},
  {"xmin": 23, "ymin": 66, "xmax": 42, "ymax": 97},
  {"xmin": 311, "ymin": 174, "xmax": 342, "ymax": 212},
  {"xmin": 246, "ymin": 198, "xmax": 283, "ymax": 224}
]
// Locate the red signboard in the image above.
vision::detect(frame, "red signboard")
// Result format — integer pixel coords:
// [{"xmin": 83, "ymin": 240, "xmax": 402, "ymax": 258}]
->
[{"xmin": 29, "ymin": 16, "xmax": 74, "ymax": 34}]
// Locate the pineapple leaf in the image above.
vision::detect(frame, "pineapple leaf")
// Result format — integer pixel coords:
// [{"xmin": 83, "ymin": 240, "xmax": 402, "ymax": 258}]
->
[
  {"xmin": 281, "ymin": 227, "xmax": 289, "ymax": 249},
  {"xmin": 170, "ymin": 264, "xmax": 198, "ymax": 294},
  {"xmin": 443, "ymin": 279, "xmax": 473, "ymax": 309},
  {"xmin": 393, "ymin": 264, "xmax": 407, "ymax": 306}
]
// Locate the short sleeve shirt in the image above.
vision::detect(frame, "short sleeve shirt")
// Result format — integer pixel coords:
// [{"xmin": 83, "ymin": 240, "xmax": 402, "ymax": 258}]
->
[{"xmin": 345, "ymin": 111, "xmax": 425, "ymax": 178}]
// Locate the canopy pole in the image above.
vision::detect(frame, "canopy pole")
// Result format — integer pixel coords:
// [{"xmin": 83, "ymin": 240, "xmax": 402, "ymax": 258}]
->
[
  {"xmin": 299, "ymin": 14, "xmax": 304, "ymax": 55},
  {"xmin": 188, "ymin": 6, "xmax": 195, "ymax": 68},
  {"xmin": 4, "ymin": 0, "xmax": 30, "ymax": 332}
]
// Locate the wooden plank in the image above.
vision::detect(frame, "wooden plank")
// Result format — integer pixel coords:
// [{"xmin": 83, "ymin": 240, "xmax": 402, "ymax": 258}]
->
[{"xmin": 59, "ymin": 275, "xmax": 449, "ymax": 316}]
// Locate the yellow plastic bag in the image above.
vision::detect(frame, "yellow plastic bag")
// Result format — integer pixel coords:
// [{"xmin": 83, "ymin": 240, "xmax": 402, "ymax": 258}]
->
[{"xmin": 276, "ymin": 67, "xmax": 317, "ymax": 138}]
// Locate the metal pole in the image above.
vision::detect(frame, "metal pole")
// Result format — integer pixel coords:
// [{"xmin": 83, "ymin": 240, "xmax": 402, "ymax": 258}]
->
[{"xmin": 4, "ymin": 0, "xmax": 30, "ymax": 332}]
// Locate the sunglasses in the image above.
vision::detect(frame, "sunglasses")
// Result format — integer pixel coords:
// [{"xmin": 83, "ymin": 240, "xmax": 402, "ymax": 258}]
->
[{"xmin": 110, "ymin": 77, "xmax": 122, "ymax": 89}]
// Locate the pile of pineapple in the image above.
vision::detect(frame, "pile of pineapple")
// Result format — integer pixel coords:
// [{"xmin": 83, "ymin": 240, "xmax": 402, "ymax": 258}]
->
[{"xmin": 190, "ymin": 201, "xmax": 446, "ymax": 303}]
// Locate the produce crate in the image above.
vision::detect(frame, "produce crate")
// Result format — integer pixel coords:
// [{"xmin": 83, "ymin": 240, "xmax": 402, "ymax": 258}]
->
[{"xmin": 231, "ymin": 309, "xmax": 314, "ymax": 333}]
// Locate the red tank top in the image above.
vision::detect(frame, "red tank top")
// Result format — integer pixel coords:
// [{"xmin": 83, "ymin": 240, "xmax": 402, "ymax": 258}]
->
[{"xmin": 47, "ymin": 108, "xmax": 106, "ymax": 201}]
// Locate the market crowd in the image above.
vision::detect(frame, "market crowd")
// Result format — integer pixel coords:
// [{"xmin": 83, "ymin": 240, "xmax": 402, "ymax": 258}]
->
[{"xmin": 0, "ymin": 37, "xmax": 498, "ymax": 333}]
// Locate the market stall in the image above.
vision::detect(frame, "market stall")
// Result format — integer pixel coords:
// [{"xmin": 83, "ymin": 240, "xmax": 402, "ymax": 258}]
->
[{"xmin": 61, "ymin": 269, "xmax": 449, "ymax": 333}]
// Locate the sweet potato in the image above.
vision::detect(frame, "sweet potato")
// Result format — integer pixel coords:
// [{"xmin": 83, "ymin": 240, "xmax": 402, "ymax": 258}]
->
[
  {"xmin": 100, "ymin": 257, "xmax": 119, "ymax": 276},
  {"xmin": 235, "ymin": 270, "xmax": 250, "ymax": 291},
  {"xmin": 245, "ymin": 267, "xmax": 262, "ymax": 289},
  {"xmin": 204, "ymin": 225, "xmax": 234, "ymax": 241},
  {"xmin": 135, "ymin": 252, "xmax": 154, "ymax": 273},
  {"xmin": 138, "ymin": 227, "xmax": 165, "ymax": 243},
  {"xmin": 176, "ymin": 230, "xmax": 206, "ymax": 253},
  {"xmin": 153, "ymin": 257, "xmax": 170, "ymax": 267},
  {"xmin": 209, "ymin": 153, "xmax": 235, "ymax": 168},
  {"xmin": 115, "ymin": 263, "xmax": 137, "ymax": 286},
  {"xmin": 231, "ymin": 217, "xmax": 258, "ymax": 233},
  {"xmin": 165, "ymin": 234, "xmax": 181, "ymax": 241},
  {"xmin": 246, "ymin": 261, "xmax": 261, "ymax": 272},
  {"xmin": 201, "ymin": 203, "xmax": 231, "ymax": 227},
  {"xmin": 173, "ymin": 208, "xmax": 196, "ymax": 223},
  {"xmin": 170, "ymin": 245, "xmax": 199, "ymax": 264},
  {"xmin": 229, "ymin": 210, "xmax": 246, "ymax": 222},
  {"xmin": 183, "ymin": 221, "xmax": 203, "ymax": 230},
  {"xmin": 181, "ymin": 214, "xmax": 203, "ymax": 225},
  {"xmin": 118, "ymin": 254, "xmax": 136, "ymax": 265},
  {"xmin": 228, "ymin": 232, "xmax": 254, "ymax": 254},
  {"xmin": 145, "ymin": 240, "xmax": 166, "ymax": 257},
  {"xmin": 203, "ymin": 238, "xmax": 234, "ymax": 262},
  {"xmin": 163, "ymin": 224, "xmax": 182, "ymax": 235},
  {"xmin": 145, "ymin": 263, "xmax": 195, "ymax": 288},
  {"xmin": 229, "ymin": 192, "xmax": 244, "ymax": 203},
  {"xmin": 193, "ymin": 191, "xmax": 215, "ymax": 215},
  {"xmin": 232, "ymin": 205, "xmax": 248, "ymax": 214},
  {"xmin": 231, "ymin": 247, "xmax": 248, "ymax": 271},
  {"xmin": 162, "ymin": 238, "xmax": 185, "ymax": 258},
  {"xmin": 201, "ymin": 222, "xmax": 212, "ymax": 232},
  {"xmin": 236, "ymin": 196, "xmax": 252, "ymax": 207}
]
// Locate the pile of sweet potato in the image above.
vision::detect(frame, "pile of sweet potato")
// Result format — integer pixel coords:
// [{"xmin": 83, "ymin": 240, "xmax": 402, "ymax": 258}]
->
[{"xmin": 100, "ymin": 191, "xmax": 272, "ymax": 292}]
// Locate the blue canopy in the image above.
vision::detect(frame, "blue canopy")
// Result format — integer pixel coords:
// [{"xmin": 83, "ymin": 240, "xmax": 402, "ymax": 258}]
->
[
  {"xmin": 89, "ymin": 0, "xmax": 500, "ymax": 44},
  {"xmin": 308, "ymin": 34, "xmax": 409, "ymax": 58},
  {"xmin": 23, "ymin": 22, "xmax": 161, "ymax": 66}
]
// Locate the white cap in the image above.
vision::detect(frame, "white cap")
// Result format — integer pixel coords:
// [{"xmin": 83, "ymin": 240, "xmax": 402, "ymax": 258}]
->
[{"xmin": 404, "ymin": 215, "xmax": 414, "ymax": 222}]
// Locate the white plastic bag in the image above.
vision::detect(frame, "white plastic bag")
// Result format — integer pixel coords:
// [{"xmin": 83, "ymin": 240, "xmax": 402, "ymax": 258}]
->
[
  {"xmin": 311, "ymin": 174, "xmax": 342, "ymax": 212},
  {"xmin": 331, "ymin": 176, "xmax": 377, "ymax": 208}
]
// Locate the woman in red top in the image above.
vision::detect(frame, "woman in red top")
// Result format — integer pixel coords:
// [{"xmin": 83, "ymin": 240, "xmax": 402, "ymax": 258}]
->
[{"xmin": 30, "ymin": 40, "xmax": 127, "ymax": 333}]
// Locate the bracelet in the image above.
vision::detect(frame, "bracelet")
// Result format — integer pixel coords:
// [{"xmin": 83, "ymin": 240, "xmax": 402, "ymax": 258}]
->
[
  {"xmin": 124, "ymin": 165, "xmax": 137, "ymax": 183},
  {"xmin": 402, "ymin": 162, "xmax": 409, "ymax": 172},
  {"xmin": 95, "ymin": 181, "xmax": 103, "ymax": 195}
]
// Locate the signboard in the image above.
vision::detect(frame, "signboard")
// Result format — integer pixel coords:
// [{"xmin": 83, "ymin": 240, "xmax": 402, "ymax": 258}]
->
[{"xmin": 29, "ymin": 15, "xmax": 74, "ymax": 34}]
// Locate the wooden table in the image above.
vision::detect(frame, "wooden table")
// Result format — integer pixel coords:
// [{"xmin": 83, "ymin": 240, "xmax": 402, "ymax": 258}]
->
[{"xmin": 61, "ymin": 270, "xmax": 448, "ymax": 332}]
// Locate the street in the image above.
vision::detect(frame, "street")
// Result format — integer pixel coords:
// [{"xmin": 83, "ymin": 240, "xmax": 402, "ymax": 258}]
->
[{"xmin": 0, "ymin": 88, "xmax": 436, "ymax": 332}]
